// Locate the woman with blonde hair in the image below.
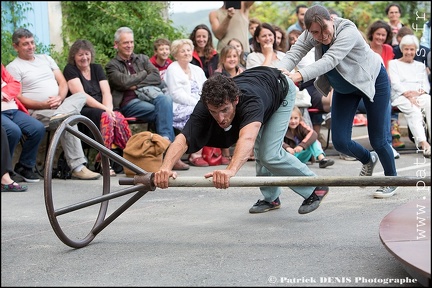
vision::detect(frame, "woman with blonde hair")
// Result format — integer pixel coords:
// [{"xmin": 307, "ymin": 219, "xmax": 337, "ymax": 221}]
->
[
  {"xmin": 227, "ymin": 38, "xmax": 248, "ymax": 69},
  {"xmin": 214, "ymin": 44, "xmax": 245, "ymax": 77},
  {"xmin": 165, "ymin": 39, "xmax": 208, "ymax": 166}
]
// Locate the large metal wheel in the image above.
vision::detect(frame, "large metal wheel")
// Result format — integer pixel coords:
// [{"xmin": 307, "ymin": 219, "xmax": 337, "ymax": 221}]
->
[{"xmin": 44, "ymin": 115, "xmax": 154, "ymax": 248}]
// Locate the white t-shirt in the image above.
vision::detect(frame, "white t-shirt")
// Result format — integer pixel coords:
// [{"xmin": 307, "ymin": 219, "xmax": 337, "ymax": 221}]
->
[
  {"xmin": 246, "ymin": 50, "xmax": 286, "ymax": 69},
  {"xmin": 6, "ymin": 54, "xmax": 60, "ymax": 102}
]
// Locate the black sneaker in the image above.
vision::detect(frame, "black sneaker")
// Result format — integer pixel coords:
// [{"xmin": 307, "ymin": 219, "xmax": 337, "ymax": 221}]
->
[
  {"xmin": 319, "ymin": 158, "xmax": 335, "ymax": 168},
  {"xmin": 14, "ymin": 163, "xmax": 40, "ymax": 183},
  {"xmin": 249, "ymin": 197, "xmax": 281, "ymax": 213},
  {"xmin": 373, "ymin": 186, "xmax": 398, "ymax": 198},
  {"xmin": 298, "ymin": 186, "xmax": 329, "ymax": 214},
  {"xmin": 359, "ymin": 151, "xmax": 378, "ymax": 176},
  {"xmin": 313, "ymin": 186, "xmax": 329, "ymax": 201}
]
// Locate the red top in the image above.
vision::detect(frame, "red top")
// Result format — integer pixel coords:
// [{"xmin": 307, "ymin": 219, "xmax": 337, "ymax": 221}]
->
[
  {"xmin": 1, "ymin": 63, "xmax": 28, "ymax": 114},
  {"xmin": 381, "ymin": 44, "xmax": 395, "ymax": 69}
]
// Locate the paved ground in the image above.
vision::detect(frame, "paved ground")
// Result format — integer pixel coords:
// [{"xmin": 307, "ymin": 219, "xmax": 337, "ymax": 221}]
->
[{"xmin": 2, "ymin": 121, "xmax": 430, "ymax": 287}]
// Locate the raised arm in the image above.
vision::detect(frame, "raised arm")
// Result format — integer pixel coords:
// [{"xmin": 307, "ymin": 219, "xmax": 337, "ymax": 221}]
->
[{"xmin": 209, "ymin": 8, "xmax": 234, "ymax": 41}]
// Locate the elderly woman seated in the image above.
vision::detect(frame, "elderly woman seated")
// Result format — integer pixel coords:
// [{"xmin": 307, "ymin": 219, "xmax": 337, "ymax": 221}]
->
[{"xmin": 387, "ymin": 34, "xmax": 431, "ymax": 158}]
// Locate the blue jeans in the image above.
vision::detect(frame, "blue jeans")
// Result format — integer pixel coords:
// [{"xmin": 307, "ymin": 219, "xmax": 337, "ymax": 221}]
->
[
  {"xmin": 2, "ymin": 110, "xmax": 46, "ymax": 169},
  {"xmin": 254, "ymin": 77, "xmax": 316, "ymax": 202},
  {"xmin": 120, "ymin": 95, "xmax": 175, "ymax": 142},
  {"xmin": 331, "ymin": 66, "xmax": 397, "ymax": 176}
]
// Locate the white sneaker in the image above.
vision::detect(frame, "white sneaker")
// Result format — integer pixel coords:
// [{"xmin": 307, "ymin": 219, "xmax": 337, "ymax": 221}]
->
[
  {"xmin": 391, "ymin": 146, "xmax": 400, "ymax": 159},
  {"xmin": 423, "ymin": 146, "xmax": 431, "ymax": 158}
]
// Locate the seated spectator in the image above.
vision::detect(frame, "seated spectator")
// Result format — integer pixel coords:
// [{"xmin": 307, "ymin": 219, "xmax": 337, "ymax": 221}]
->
[
  {"xmin": 2, "ymin": 63, "xmax": 45, "ymax": 183},
  {"xmin": 149, "ymin": 38, "xmax": 173, "ymax": 85},
  {"xmin": 283, "ymin": 106, "xmax": 334, "ymax": 168},
  {"xmin": 227, "ymin": 38, "xmax": 248, "ymax": 69},
  {"xmin": 189, "ymin": 24, "xmax": 219, "ymax": 78},
  {"xmin": 367, "ymin": 20, "xmax": 394, "ymax": 68},
  {"xmin": 246, "ymin": 22, "xmax": 286, "ymax": 161},
  {"xmin": 287, "ymin": 29, "xmax": 302, "ymax": 51},
  {"xmin": 165, "ymin": 39, "xmax": 208, "ymax": 167},
  {"xmin": 1, "ymin": 126, "xmax": 27, "ymax": 192},
  {"xmin": 63, "ymin": 39, "xmax": 132, "ymax": 177},
  {"xmin": 273, "ymin": 25, "xmax": 288, "ymax": 53},
  {"xmin": 149, "ymin": 37, "xmax": 189, "ymax": 170},
  {"xmin": 393, "ymin": 26, "xmax": 430, "ymax": 64},
  {"xmin": 246, "ymin": 23, "xmax": 286, "ymax": 69},
  {"xmin": 393, "ymin": 26, "xmax": 430, "ymax": 107},
  {"xmin": 214, "ymin": 44, "xmax": 245, "ymax": 77},
  {"xmin": 248, "ymin": 18, "xmax": 261, "ymax": 52},
  {"xmin": 213, "ymin": 44, "xmax": 246, "ymax": 164},
  {"xmin": 6, "ymin": 28, "xmax": 100, "ymax": 180},
  {"xmin": 105, "ymin": 27, "xmax": 187, "ymax": 171},
  {"xmin": 388, "ymin": 35, "xmax": 431, "ymax": 158}
]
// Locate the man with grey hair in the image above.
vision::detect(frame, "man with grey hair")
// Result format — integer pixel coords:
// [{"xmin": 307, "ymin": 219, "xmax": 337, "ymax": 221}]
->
[
  {"xmin": 6, "ymin": 28, "xmax": 101, "ymax": 180},
  {"xmin": 106, "ymin": 27, "xmax": 189, "ymax": 170}
]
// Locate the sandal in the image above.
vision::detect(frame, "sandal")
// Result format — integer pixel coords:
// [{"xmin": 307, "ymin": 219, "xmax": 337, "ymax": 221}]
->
[
  {"xmin": 94, "ymin": 161, "xmax": 116, "ymax": 176},
  {"xmin": 188, "ymin": 156, "xmax": 209, "ymax": 167},
  {"xmin": 1, "ymin": 181, "xmax": 28, "ymax": 192},
  {"xmin": 221, "ymin": 155, "xmax": 231, "ymax": 165}
]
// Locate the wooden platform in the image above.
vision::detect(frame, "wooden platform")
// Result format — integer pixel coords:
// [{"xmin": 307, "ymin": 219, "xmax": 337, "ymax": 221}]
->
[{"xmin": 379, "ymin": 199, "xmax": 431, "ymax": 287}]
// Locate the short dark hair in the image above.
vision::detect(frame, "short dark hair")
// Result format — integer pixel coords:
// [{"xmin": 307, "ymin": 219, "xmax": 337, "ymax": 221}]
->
[
  {"xmin": 12, "ymin": 28, "xmax": 33, "ymax": 45},
  {"xmin": 296, "ymin": 4, "xmax": 308, "ymax": 14},
  {"xmin": 153, "ymin": 38, "xmax": 171, "ymax": 51},
  {"xmin": 201, "ymin": 74, "xmax": 240, "ymax": 108},
  {"xmin": 385, "ymin": 3, "xmax": 402, "ymax": 15}
]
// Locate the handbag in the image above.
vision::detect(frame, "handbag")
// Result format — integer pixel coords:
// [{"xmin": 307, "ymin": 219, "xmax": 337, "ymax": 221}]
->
[
  {"xmin": 202, "ymin": 146, "xmax": 222, "ymax": 166},
  {"xmin": 295, "ymin": 86, "xmax": 312, "ymax": 108}
]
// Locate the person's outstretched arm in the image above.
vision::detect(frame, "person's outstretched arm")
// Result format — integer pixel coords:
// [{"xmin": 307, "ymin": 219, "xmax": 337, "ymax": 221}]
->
[{"xmin": 153, "ymin": 133, "xmax": 189, "ymax": 189}]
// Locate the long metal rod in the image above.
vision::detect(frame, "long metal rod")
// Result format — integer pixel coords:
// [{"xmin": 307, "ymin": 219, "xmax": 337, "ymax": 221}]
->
[{"xmin": 120, "ymin": 176, "xmax": 431, "ymax": 187}]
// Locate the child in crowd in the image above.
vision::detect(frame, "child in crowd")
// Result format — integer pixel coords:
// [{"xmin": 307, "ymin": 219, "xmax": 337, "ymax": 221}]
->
[
  {"xmin": 283, "ymin": 106, "xmax": 334, "ymax": 168},
  {"xmin": 149, "ymin": 38, "xmax": 173, "ymax": 84}
]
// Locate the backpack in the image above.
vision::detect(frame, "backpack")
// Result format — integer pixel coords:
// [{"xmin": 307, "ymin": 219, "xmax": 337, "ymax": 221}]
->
[{"xmin": 52, "ymin": 151, "xmax": 72, "ymax": 179}]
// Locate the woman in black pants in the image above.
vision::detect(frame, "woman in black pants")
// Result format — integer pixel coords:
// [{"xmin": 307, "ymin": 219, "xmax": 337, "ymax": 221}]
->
[{"xmin": 1, "ymin": 126, "xmax": 27, "ymax": 192}]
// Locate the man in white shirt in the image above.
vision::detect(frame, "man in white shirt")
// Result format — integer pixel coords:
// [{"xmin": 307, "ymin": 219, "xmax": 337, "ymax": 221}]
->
[{"xmin": 6, "ymin": 28, "xmax": 100, "ymax": 180}]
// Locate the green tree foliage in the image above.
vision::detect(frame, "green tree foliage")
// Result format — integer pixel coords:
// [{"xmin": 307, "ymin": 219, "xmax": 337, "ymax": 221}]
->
[
  {"xmin": 61, "ymin": 1, "xmax": 185, "ymax": 68},
  {"xmin": 2, "ymin": 2, "xmax": 185, "ymax": 69},
  {"xmin": 1, "ymin": 1, "xmax": 51, "ymax": 64}
]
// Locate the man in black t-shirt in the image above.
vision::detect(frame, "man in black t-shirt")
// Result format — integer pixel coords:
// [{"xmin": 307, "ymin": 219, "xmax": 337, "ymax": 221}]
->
[{"xmin": 154, "ymin": 66, "xmax": 329, "ymax": 215}]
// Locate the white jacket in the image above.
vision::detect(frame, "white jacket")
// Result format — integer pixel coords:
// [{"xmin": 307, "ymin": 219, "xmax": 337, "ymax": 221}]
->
[{"xmin": 165, "ymin": 62, "xmax": 207, "ymax": 111}]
